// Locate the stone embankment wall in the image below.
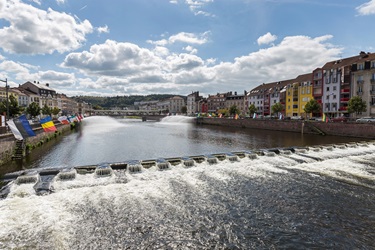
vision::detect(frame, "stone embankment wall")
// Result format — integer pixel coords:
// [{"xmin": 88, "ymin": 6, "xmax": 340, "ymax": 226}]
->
[
  {"xmin": 0, "ymin": 124, "xmax": 71, "ymax": 166},
  {"xmin": 197, "ymin": 118, "xmax": 375, "ymax": 139}
]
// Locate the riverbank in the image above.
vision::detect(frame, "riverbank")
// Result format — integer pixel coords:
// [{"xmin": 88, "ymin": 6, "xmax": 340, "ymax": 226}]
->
[
  {"xmin": 0, "ymin": 124, "xmax": 72, "ymax": 167},
  {"xmin": 196, "ymin": 117, "xmax": 375, "ymax": 139}
]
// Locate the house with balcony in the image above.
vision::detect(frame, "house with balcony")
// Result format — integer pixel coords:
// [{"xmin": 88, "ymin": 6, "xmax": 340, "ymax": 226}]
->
[
  {"xmin": 225, "ymin": 91, "xmax": 247, "ymax": 116},
  {"xmin": 321, "ymin": 55, "xmax": 358, "ymax": 118},
  {"xmin": 20, "ymin": 81, "xmax": 57, "ymax": 111},
  {"xmin": 351, "ymin": 52, "xmax": 375, "ymax": 117},
  {"xmin": 207, "ymin": 93, "xmax": 228, "ymax": 114},
  {"xmin": 186, "ymin": 91, "xmax": 202, "ymax": 116},
  {"xmin": 295, "ymin": 73, "xmax": 313, "ymax": 117}
]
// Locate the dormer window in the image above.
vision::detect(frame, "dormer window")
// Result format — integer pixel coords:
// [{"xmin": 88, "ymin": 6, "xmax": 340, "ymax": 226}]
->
[{"xmin": 358, "ymin": 63, "xmax": 364, "ymax": 70}]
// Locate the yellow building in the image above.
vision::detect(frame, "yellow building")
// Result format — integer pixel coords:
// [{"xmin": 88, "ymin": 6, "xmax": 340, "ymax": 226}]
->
[{"xmin": 285, "ymin": 73, "xmax": 313, "ymax": 118}]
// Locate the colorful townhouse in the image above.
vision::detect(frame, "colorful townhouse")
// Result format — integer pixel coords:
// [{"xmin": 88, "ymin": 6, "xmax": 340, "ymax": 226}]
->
[{"xmin": 351, "ymin": 52, "xmax": 375, "ymax": 117}]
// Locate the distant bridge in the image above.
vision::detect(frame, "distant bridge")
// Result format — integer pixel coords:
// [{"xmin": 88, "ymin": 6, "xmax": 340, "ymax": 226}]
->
[{"xmin": 91, "ymin": 109, "xmax": 168, "ymax": 121}]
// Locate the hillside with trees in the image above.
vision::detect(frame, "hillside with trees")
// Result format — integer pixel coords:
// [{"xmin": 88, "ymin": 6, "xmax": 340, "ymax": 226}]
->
[{"xmin": 72, "ymin": 94, "xmax": 182, "ymax": 109}]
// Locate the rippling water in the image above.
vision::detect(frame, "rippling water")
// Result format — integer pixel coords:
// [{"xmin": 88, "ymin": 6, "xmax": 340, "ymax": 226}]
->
[{"xmin": 0, "ymin": 116, "xmax": 374, "ymax": 249}]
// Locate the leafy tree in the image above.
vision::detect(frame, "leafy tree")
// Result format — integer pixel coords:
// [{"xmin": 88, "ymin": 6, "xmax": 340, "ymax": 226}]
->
[
  {"xmin": 42, "ymin": 104, "xmax": 52, "ymax": 116},
  {"xmin": 0, "ymin": 95, "xmax": 21, "ymax": 118},
  {"xmin": 304, "ymin": 99, "xmax": 321, "ymax": 117},
  {"xmin": 217, "ymin": 108, "xmax": 228, "ymax": 117},
  {"xmin": 229, "ymin": 105, "xmax": 240, "ymax": 116},
  {"xmin": 181, "ymin": 106, "xmax": 187, "ymax": 114},
  {"xmin": 271, "ymin": 102, "xmax": 283, "ymax": 115},
  {"xmin": 26, "ymin": 102, "xmax": 41, "ymax": 118},
  {"xmin": 51, "ymin": 107, "xmax": 60, "ymax": 116},
  {"xmin": 248, "ymin": 104, "xmax": 257, "ymax": 116},
  {"xmin": 347, "ymin": 96, "xmax": 366, "ymax": 117}
]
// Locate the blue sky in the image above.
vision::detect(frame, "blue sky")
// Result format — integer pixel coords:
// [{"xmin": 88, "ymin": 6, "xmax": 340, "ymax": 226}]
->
[{"xmin": 0, "ymin": 0, "xmax": 375, "ymax": 97}]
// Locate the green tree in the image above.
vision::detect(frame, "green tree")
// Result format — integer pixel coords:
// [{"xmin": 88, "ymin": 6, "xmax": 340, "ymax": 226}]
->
[
  {"xmin": 347, "ymin": 96, "xmax": 366, "ymax": 117},
  {"xmin": 304, "ymin": 99, "xmax": 321, "ymax": 118},
  {"xmin": 248, "ymin": 104, "xmax": 257, "ymax": 116},
  {"xmin": 181, "ymin": 106, "xmax": 187, "ymax": 114},
  {"xmin": 42, "ymin": 104, "xmax": 52, "ymax": 116},
  {"xmin": 229, "ymin": 105, "xmax": 239, "ymax": 116},
  {"xmin": 51, "ymin": 107, "xmax": 60, "ymax": 116},
  {"xmin": 0, "ymin": 95, "xmax": 21, "ymax": 118},
  {"xmin": 26, "ymin": 102, "xmax": 41, "ymax": 118},
  {"xmin": 217, "ymin": 108, "xmax": 228, "ymax": 117},
  {"xmin": 271, "ymin": 102, "xmax": 283, "ymax": 116}
]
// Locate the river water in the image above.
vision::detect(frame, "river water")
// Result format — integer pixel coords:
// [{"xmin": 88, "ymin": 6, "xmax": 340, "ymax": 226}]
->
[{"xmin": 0, "ymin": 116, "xmax": 374, "ymax": 249}]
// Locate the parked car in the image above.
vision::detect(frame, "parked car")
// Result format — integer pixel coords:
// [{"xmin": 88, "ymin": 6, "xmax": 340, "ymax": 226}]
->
[
  {"xmin": 290, "ymin": 116, "xmax": 303, "ymax": 120},
  {"xmin": 356, "ymin": 117, "xmax": 375, "ymax": 123},
  {"xmin": 332, "ymin": 116, "xmax": 349, "ymax": 122}
]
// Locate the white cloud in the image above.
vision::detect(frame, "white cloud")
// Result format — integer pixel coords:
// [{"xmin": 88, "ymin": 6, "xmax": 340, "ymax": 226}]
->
[
  {"xmin": 185, "ymin": 0, "xmax": 214, "ymax": 16},
  {"xmin": 97, "ymin": 25, "xmax": 109, "ymax": 34},
  {"xmin": 0, "ymin": 0, "xmax": 93, "ymax": 54},
  {"xmin": 58, "ymin": 34, "xmax": 342, "ymax": 96},
  {"xmin": 148, "ymin": 31, "xmax": 210, "ymax": 47},
  {"xmin": 257, "ymin": 32, "xmax": 277, "ymax": 46},
  {"xmin": 356, "ymin": 0, "xmax": 375, "ymax": 15}
]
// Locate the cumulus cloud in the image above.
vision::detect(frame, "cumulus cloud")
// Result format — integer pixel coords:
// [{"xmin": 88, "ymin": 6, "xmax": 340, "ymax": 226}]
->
[
  {"xmin": 214, "ymin": 35, "xmax": 342, "ymax": 92},
  {"xmin": 257, "ymin": 32, "xmax": 277, "ymax": 46},
  {"xmin": 97, "ymin": 25, "xmax": 109, "ymax": 34},
  {"xmin": 148, "ymin": 31, "xmax": 210, "ymax": 47},
  {"xmin": 0, "ymin": 0, "xmax": 93, "ymax": 54},
  {"xmin": 356, "ymin": 0, "xmax": 375, "ymax": 15}
]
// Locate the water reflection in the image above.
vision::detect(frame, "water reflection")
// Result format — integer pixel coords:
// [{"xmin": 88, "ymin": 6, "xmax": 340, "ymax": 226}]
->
[{"xmin": 1, "ymin": 116, "xmax": 363, "ymax": 174}]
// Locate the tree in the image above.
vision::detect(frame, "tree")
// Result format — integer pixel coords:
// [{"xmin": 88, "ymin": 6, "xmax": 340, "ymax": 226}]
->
[
  {"xmin": 229, "ymin": 105, "xmax": 239, "ymax": 116},
  {"xmin": 347, "ymin": 96, "xmax": 366, "ymax": 117},
  {"xmin": 248, "ymin": 104, "xmax": 257, "ymax": 116},
  {"xmin": 26, "ymin": 102, "xmax": 41, "ymax": 118},
  {"xmin": 271, "ymin": 102, "xmax": 283, "ymax": 116},
  {"xmin": 181, "ymin": 106, "xmax": 187, "ymax": 114},
  {"xmin": 0, "ymin": 95, "xmax": 21, "ymax": 118},
  {"xmin": 42, "ymin": 104, "xmax": 52, "ymax": 116},
  {"xmin": 51, "ymin": 107, "xmax": 60, "ymax": 116},
  {"xmin": 304, "ymin": 99, "xmax": 321, "ymax": 118},
  {"xmin": 217, "ymin": 108, "xmax": 228, "ymax": 117}
]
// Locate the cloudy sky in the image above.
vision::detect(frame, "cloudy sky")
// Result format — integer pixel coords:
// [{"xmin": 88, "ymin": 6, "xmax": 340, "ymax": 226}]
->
[{"xmin": 0, "ymin": 0, "xmax": 374, "ymax": 97}]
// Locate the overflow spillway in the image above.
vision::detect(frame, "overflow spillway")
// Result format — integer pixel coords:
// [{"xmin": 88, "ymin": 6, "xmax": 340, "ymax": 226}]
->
[{"xmin": 1, "ymin": 141, "xmax": 375, "ymax": 199}]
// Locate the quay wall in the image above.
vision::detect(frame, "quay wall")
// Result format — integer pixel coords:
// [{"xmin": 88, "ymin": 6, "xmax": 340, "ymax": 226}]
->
[
  {"xmin": 0, "ymin": 124, "xmax": 71, "ymax": 166},
  {"xmin": 197, "ymin": 118, "xmax": 375, "ymax": 139}
]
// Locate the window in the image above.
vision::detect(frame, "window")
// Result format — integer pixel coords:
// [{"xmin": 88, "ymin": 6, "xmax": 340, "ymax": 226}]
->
[
  {"xmin": 358, "ymin": 63, "xmax": 364, "ymax": 70},
  {"xmin": 326, "ymin": 87, "xmax": 330, "ymax": 91},
  {"xmin": 372, "ymin": 61, "xmax": 375, "ymax": 68},
  {"xmin": 333, "ymin": 86, "xmax": 337, "ymax": 91},
  {"xmin": 333, "ymin": 95, "xmax": 336, "ymax": 99}
]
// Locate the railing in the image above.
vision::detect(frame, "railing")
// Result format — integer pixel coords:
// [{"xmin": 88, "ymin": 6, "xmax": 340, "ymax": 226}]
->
[
  {"xmin": 357, "ymin": 91, "xmax": 363, "ymax": 96},
  {"xmin": 341, "ymin": 89, "xmax": 350, "ymax": 93},
  {"xmin": 340, "ymin": 98, "xmax": 350, "ymax": 102},
  {"xmin": 339, "ymin": 106, "xmax": 347, "ymax": 111},
  {"xmin": 357, "ymin": 80, "xmax": 364, "ymax": 84}
]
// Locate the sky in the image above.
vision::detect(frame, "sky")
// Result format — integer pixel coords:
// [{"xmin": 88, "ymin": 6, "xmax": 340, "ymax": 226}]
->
[{"xmin": 0, "ymin": 0, "xmax": 375, "ymax": 97}]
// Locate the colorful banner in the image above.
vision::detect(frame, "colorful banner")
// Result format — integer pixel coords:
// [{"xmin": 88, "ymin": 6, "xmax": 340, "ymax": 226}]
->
[
  {"xmin": 58, "ymin": 116, "xmax": 70, "ymax": 125},
  {"xmin": 40, "ymin": 116, "xmax": 57, "ymax": 132},
  {"xmin": 7, "ymin": 115, "xmax": 36, "ymax": 140}
]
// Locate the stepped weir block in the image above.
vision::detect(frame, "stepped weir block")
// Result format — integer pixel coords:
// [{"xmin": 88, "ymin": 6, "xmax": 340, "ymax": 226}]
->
[{"xmin": 1, "ymin": 140, "xmax": 375, "ymax": 199}]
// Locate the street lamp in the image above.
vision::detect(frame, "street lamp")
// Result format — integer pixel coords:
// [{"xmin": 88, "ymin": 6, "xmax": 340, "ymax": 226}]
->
[{"xmin": 0, "ymin": 78, "xmax": 9, "ymax": 120}]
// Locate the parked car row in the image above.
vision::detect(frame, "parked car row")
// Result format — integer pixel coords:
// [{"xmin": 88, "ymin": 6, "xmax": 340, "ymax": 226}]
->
[{"xmin": 355, "ymin": 117, "xmax": 375, "ymax": 123}]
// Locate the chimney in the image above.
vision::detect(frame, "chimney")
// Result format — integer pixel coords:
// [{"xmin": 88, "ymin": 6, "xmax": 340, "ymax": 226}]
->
[{"xmin": 46, "ymin": 83, "xmax": 49, "ymax": 87}]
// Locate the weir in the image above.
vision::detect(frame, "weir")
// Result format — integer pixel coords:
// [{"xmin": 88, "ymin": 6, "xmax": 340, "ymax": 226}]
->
[{"xmin": 1, "ymin": 140, "xmax": 374, "ymax": 200}]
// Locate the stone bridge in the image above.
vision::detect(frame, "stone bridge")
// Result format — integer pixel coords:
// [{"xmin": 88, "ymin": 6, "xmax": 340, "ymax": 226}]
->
[{"xmin": 91, "ymin": 109, "xmax": 167, "ymax": 121}]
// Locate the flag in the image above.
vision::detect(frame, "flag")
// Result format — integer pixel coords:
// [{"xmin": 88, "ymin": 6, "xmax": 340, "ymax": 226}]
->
[
  {"xmin": 253, "ymin": 113, "xmax": 257, "ymax": 119},
  {"xmin": 322, "ymin": 114, "xmax": 328, "ymax": 123},
  {"xmin": 279, "ymin": 114, "xmax": 283, "ymax": 120},
  {"xmin": 40, "ymin": 116, "xmax": 57, "ymax": 132},
  {"xmin": 219, "ymin": 113, "xmax": 222, "ymax": 118},
  {"xmin": 234, "ymin": 114, "xmax": 239, "ymax": 120},
  {"xmin": 7, "ymin": 115, "xmax": 36, "ymax": 140},
  {"xmin": 58, "ymin": 116, "xmax": 70, "ymax": 125}
]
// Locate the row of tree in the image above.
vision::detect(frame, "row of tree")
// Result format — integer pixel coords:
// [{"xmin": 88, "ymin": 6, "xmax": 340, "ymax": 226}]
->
[
  {"xmin": 0, "ymin": 95, "xmax": 60, "ymax": 119},
  {"xmin": 218, "ymin": 95, "xmax": 367, "ymax": 118}
]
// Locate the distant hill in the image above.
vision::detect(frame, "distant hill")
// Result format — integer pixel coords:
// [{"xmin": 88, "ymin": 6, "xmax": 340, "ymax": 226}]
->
[{"xmin": 71, "ymin": 94, "xmax": 183, "ymax": 109}]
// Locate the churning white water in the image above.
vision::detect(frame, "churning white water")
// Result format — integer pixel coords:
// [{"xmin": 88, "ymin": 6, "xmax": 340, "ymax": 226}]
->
[{"xmin": 1, "ymin": 142, "xmax": 374, "ymax": 249}]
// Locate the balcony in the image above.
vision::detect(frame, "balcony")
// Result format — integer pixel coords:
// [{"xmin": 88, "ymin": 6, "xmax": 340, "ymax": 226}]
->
[
  {"xmin": 340, "ymin": 81, "xmax": 350, "ymax": 86},
  {"xmin": 339, "ymin": 106, "xmax": 348, "ymax": 111},
  {"xmin": 357, "ymin": 80, "xmax": 364, "ymax": 84},
  {"xmin": 340, "ymin": 97, "xmax": 350, "ymax": 102},
  {"xmin": 371, "ymin": 90, "xmax": 375, "ymax": 95},
  {"xmin": 341, "ymin": 89, "xmax": 350, "ymax": 93},
  {"xmin": 357, "ymin": 91, "xmax": 363, "ymax": 96}
]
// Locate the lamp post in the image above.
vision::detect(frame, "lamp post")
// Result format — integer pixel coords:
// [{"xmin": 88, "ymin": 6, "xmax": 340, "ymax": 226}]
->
[{"xmin": 0, "ymin": 78, "xmax": 9, "ymax": 120}]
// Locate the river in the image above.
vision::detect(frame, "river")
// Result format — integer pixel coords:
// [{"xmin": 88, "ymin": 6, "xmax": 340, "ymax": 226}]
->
[{"xmin": 0, "ymin": 116, "xmax": 374, "ymax": 249}]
